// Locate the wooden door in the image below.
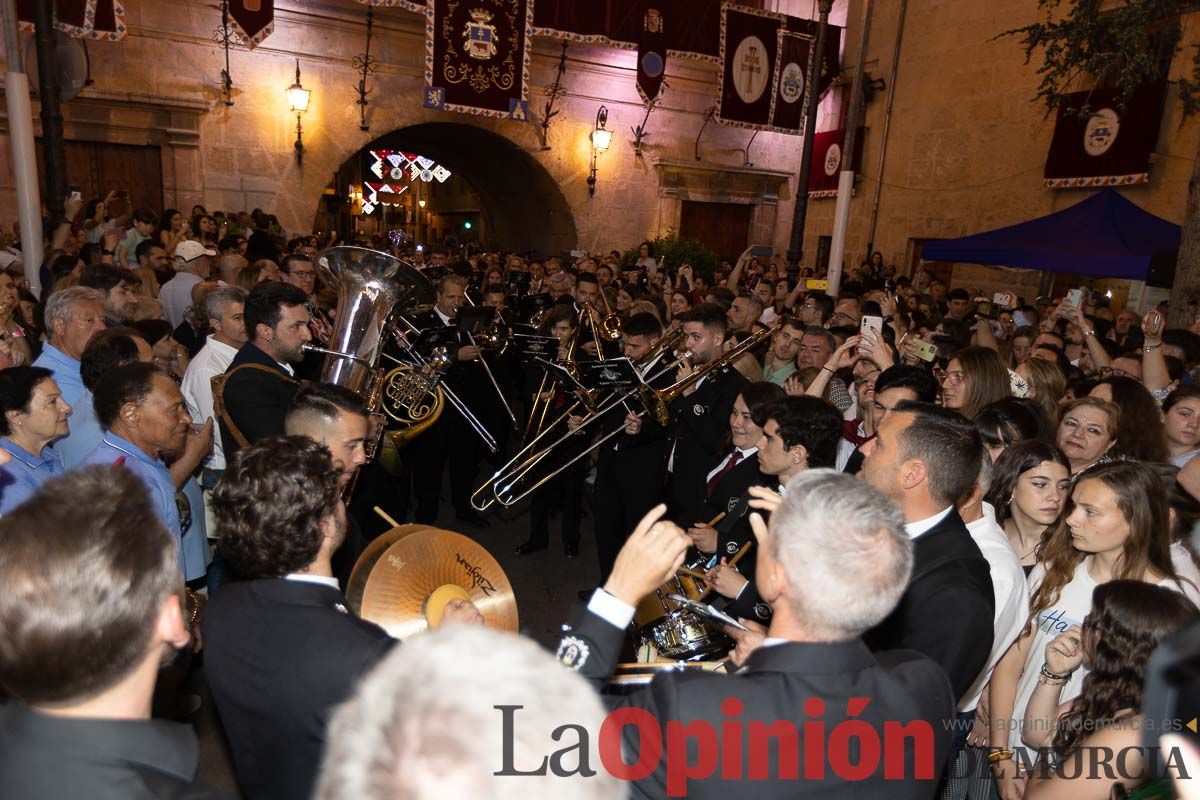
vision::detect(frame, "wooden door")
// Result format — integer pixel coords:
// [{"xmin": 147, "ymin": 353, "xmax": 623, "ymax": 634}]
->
[
  {"xmin": 35, "ymin": 140, "xmax": 164, "ymax": 214},
  {"xmin": 679, "ymin": 201, "xmax": 752, "ymax": 263}
]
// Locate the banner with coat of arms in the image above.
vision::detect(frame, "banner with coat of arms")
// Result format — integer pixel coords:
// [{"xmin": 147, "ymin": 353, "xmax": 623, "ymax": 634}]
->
[
  {"xmin": 226, "ymin": 0, "xmax": 274, "ymax": 48},
  {"xmin": 1043, "ymin": 81, "xmax": 1167, "ymax": 189},
  {"xmin": 424, "ymin": 0, "xmax": 533, "ymax": 120},
  {"xmin": 17, "ymin": 0, "xmax": 127, "ymax": 41},
  {"xmin": 715, "ymin": 4, "xmax": 834, "ymax": 135},
  {"xmin": 808, "ymin": 128, "xmax": 864, "ymax": 198},
  {"xmin": 637, "ymin": 6, "xmax": 667, "ymax": 105}
]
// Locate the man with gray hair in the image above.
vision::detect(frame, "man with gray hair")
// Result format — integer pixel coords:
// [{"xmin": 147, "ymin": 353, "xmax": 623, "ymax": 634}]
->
[
  {"xmin": 180, "ymin": 285, "xmax": 248, "ymax": 481},
  {"xmin": 33, "ymin": 286, "xmax": 108, "ymax": 415},
  {"xmin": 315, "ymin": 625, "xmax": 624, "ymax": 800},
  {"xmin": 556, "ymin": 472, "xmax": 955, "ymax": 798}
]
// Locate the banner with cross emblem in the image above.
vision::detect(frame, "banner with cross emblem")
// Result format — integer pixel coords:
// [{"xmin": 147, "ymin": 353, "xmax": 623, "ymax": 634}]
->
[
  {"xmin": 425, "ymin": 0, "xmax": 533, "ymax": 120},
  {"xmin": 716, "ymin": 4, "xmax": 781, "ymax": 131}
]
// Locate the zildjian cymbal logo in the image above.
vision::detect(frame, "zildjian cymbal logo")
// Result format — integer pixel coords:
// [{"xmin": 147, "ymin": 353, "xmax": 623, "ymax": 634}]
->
[{"xmin": 456, "ymin": 552, "xmax": 497, "ymax": 596}]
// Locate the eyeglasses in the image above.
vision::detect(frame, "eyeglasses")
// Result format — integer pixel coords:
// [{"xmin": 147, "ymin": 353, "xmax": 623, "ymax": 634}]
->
[
  {"xmin": 941, "ymin": 370, "xmax": 966, "ymax": 386},
  {"xmin": 289, "ymin": 270, "xmax": 317, "ymax": 281}
]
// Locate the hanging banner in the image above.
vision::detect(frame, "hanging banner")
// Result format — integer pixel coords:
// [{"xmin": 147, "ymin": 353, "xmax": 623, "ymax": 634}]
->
[
  {"xmin": 1044, "ymin": 81, "xmax": 1167, "ymax": 189},
  {"xmin": 770, "ymin": 29, "xmax": 810, "ymax": 135},
  {"xmin": 356, "ymin": 0, "xmax": 426, "ymax": 13},
  {"xmin": 424, "ymin": 0, "xmax": 532, "ymax": 121},
  {"xmin": 808, "ymin": 128, "xmax": 865, "ymax": 198},
  {"xmin": 87, "ymin": 0, "xmax": 127, "ymax": 41},
  {"xmin": 636, "ymin": 6, "xmax": 667, "ymax": 104},
  {"xmin": 17, "ymin": 0, "xmax": 93, "ymax": 37},
  {"xmin": 716, "ymin": 5, "xmax": 781, "ymax": 131},
  {"xmin": 227, "ymin": 0, "xmax": 274, "ymax": 48}
]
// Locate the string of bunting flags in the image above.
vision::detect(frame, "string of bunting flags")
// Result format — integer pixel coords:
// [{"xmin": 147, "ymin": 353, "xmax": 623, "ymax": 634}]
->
[{"xmin": 360, "ymin": 150, "xmax": 453, "ymax": 215}]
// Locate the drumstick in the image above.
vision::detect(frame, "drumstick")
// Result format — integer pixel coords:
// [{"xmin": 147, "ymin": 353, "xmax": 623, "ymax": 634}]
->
[
  {"xmin": 706, "ymin": 512, "xmax": 726, "ymax": 527},
  {"xmin": 696, "ymin": 541, "xmax": 752, "ymax": 603},
  {"xmin": 374, "ymin": 506, "xmax": 401, "ymax": 528},
  {"xmin": 677, "ymin": 566, "xmax": 709, "ymax": 580}
]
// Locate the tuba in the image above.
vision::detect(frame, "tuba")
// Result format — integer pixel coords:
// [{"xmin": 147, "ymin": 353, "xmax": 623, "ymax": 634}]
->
[{"xmin": 310, "ymin": 246, "xmax": 439, "ymax": 457}]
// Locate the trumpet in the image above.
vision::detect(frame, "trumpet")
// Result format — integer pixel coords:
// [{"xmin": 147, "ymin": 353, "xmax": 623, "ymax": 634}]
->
[{"xmin": 595, "ymin": 288, "xmax": 623, "ymax": 341}]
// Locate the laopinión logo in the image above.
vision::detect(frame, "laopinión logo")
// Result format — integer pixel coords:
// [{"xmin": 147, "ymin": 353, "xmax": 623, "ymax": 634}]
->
[{"xmin": 495, "ymin": 697, "xmax": 939, "ymax": 797}]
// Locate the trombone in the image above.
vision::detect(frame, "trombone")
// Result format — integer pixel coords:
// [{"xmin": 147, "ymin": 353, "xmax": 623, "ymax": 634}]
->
[
  {"xmin": 468, "ymin": 326, "xmax": 684, "ymax": 511},
  {"xmin": 461, "ymin": 294, "xmax": 519, "ymax": 429},
  {"xmin": 489, "ymin": 323, "xmax": 779, "ymax": 508}
]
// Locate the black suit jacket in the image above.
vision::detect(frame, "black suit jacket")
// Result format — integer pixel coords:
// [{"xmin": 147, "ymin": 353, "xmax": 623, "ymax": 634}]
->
[
  {"xmin": 557, "ymin": 604, "xmax": 956, "ymax": 799},
  {"xmin": 666, "ymin": 365, "xmax": 748, "ymax": 520},
  {"xmin": 682, "ymin": 449, "xmax": 764, "ymax": 528},
  {"xmin": 217, "ymin": 342, "xmax": 299, "ymax": 460},
  {"xmin": 862, "ymin": 509, "xmax": 996, "ymax": 702},
  {"xmin": 202, "ymin": 578, "xmax": 394, "ymax": 800}
]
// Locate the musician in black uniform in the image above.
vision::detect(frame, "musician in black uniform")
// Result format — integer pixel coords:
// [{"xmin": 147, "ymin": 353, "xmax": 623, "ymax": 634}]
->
[
  {"xmin": 591, "ymin": 312, "xmax": 673, "ymax": 581},
  {"xmin": 515, "ymin": 305, "xmax": 588, "ymax": 557},
  {"xmin": 678, "ymin": 381, "xmax": 780, "ymax": 541},
  {"xmin": 406, "ymin": 274, "xmax": 492, "ymax": 527},
  {"xmin": 705, "ymin": 395, "xmax": 844, "ymax": 625},
  {"xmin": 556, "ymin": 472, "xmax": 956, "ymax": 799},
  {"xmin": 663, "ymin": 302, "xmax": 749, "ymax": 523},
  {"xmin": 217, "ymin": 281, "xmax": 310, "ymax": 461}
]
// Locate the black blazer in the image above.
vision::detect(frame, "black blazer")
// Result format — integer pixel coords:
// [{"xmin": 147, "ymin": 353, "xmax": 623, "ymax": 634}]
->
[
  {"xmin": 710, "ymin": 481, "xmax": 780, "ymax": 624},
  {"xmin": 683, "ymin": 449, "xmax": 764, "ymax": 528},
  {"xmin": 217, "ymin": 342, "xmax": 299, "ymax": 460},
  {"xmin": 202, "ymin": 578, "xmax": 394, "ymax": 800},
  {"xmin": 666, "ymin": 364, "xmax": 748, "ymax": 520},
  {"xmin": 557, "ymin": 604, "xmax": 956, "ymax": 799},
  {"xmin": 862, "ymin": 509, "xmax": 996, "ymax": 701}
]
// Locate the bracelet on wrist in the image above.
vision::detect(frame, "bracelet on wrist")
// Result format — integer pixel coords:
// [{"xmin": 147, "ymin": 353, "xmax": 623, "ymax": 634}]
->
[
  {"xmin": 821, "ymin": 365, "xmax": 835, "ymax": 374},
  {"xmin": 1143, "ymin": 344, "xmax": 1160, "ymax": 352},
  {"xmin": 987, "ymin": 749, "xmax": 1014, "ymax": 764},
  {"xmin": 1039, "ymin": 662, "xmax": 1073, "ymax": 682},
  {"xmin": 1083, "ymin": 329, "xmax": 1095, "ymax": 337},
  {"xmin": 102, "ymin": 248, "xmax": 115, "ymax": 256}
]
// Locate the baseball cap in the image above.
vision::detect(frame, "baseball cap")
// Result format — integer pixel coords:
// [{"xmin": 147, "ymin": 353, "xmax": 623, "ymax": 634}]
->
[{"xmin": 175, "ymin": 240, "xmax": 218, "ymax": 262}]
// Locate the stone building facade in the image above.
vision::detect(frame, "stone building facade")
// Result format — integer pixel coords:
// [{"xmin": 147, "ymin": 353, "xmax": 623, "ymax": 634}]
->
[{"xmin": 0, "ymin": 0, "xmax": 1196, "ymax": 281}]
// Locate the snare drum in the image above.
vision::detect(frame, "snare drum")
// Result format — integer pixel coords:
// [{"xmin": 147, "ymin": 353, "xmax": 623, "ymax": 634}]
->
[{"xmin": 638, "ymin": 608, "xmax": 731, "ymax": 662}]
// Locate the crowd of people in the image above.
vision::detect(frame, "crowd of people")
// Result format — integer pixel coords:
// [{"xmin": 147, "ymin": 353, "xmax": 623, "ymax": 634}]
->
[{"xmin": 0, "ymin": 194, "xmax": 1199, "ymax": 800}]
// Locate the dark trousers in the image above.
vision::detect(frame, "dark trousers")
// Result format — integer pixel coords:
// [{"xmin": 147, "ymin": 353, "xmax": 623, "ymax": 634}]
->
[
  {"xmin": 527, "ymin": 437, "xmax": 587, "ymax": 547},
  {"xmin": 592, "ymin": 450, "xmax": 664, "ymax": 582},
  {"xmin": 410, "ymin": 403, "xmax": 482, "ymax": 523}
]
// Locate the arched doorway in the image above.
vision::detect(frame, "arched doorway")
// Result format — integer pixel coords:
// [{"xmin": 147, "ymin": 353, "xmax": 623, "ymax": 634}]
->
[{"xmin": 322, "ymin": 123, "xmax": 577, "ymax": 256}]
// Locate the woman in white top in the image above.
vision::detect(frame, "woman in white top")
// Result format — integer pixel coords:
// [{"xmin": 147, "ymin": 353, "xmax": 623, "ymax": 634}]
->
[
  {"xmin": 987, "ymin": 461, "xmax": 1199, "ymax": 800},
  {"xmin": 1020, "ymin": 580, "xmax": 1197, "ymax": 799},
  {"xmin": 1162, "ymin": 386, "xmax": 1200, "ymax": 468}
]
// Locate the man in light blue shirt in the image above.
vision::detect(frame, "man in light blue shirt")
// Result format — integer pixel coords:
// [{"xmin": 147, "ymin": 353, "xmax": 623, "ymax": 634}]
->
[
  {"xmin": 80, "ymin": 361, "xmax": 209, "ymax": 582},
  {"xmin": 32, "ymin": 286, "xmax": 108, "ymax": 464}
]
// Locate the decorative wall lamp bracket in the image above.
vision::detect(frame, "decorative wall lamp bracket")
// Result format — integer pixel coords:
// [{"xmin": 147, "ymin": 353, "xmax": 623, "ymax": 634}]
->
[
  {"xmin": 537, "ymin": 42, "xmax": 570, "ymax": 150},
  {"xmin": 631, "ymin": 95, "xmax": 660, "ymax": 157},
  {"xmin": 587, "ymin": 105, "xmax": 612, "ymax": 197},
  {"xmin": 694, "ymin": 105, "xmax": 716, "ymax": 162},
  {"xmin": 286, "ymin": 59, "xmax": 311, "ymax": 164}
]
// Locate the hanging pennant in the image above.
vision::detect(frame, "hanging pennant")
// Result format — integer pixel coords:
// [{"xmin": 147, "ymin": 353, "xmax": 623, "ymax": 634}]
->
[
  {"xmin": 637, "ymin": 6, "xmax": 667, "ymax": 105},
  {"xmin": 227, "ymin": 0, "xmax": 274, "ymax": 48},
  {"xmin": 17, "ymin": 0, "xmax": 93, "ymax": 37},
  {"xmin": 808, "ymin": 128, "xmax": 865, "ymax": 198},
  {"xmin": 1043, "ymin": 82, "xmax": 1167, "ymax": 188},
  {"xmin": 770, "ymin": 29, "xmax": 810, "ymax": 135},
  {"xmin": 424, "ymin": 0, "xmax": 533, "ymax": 120}
]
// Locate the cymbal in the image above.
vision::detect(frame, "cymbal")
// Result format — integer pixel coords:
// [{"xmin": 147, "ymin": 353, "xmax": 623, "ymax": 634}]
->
[{"xmin": 347, "ymin": 525, "xmax": 518, "ymax": 640}]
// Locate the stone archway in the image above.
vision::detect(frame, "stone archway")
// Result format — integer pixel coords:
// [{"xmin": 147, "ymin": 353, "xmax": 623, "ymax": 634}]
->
[{"xmin": 330, "ymin": 123, "xmax": 578, "ymax": 256}]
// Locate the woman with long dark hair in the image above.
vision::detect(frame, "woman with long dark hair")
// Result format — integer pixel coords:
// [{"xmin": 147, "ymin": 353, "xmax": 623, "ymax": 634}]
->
[
  {"xmin": 1089, "ymin": 376, "xmax": 1168, "ymax": 463},
  {"xmin": 987, "ymin": 461, "xmax": 1199, "ymax": 800},
  {"xmin": 1020, "ymin": 581, "xmax": 1197, "ymax": 799},
  {"xmin": 984, "ymin": 440, "xmax": 1071, "ymax": 575}
]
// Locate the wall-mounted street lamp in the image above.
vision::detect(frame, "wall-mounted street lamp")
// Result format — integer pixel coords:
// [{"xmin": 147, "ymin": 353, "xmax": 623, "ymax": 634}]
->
[
  {"xmin": 286, "ymin": 59, "xmax": 311, "ymax": 164},
  {"xmin": 587, "ymin": 105, "xmax": 612, "ymax": 197}
]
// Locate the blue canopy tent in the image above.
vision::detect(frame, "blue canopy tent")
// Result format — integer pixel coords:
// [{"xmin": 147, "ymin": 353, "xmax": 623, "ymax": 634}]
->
[{"xmin": 920, "ymin": 189, "xmax": 1180, "ymax": 280}]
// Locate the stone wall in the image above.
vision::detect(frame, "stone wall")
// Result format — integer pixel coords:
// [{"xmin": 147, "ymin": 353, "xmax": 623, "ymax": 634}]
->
[
  {"xmin": 0, "ymin": 0, "xmax": 1195, "ymax": 276},
  {"xmin": 803, "ymin": 0, "xmax": 1200, "ymax": 284},
  {"xmin": 0, "ymin": 0, "xmax": 841, "ymax": 257}
]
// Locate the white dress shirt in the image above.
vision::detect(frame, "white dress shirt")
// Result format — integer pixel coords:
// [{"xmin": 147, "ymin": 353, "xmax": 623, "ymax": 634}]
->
[
  {"xmin": 958, "ymin": 502, "xmax": 1029, "ymax": 711},
  {"xmin": 180, "ymin": 336, "xmax": 240, "ymax": 470},
  {"xmin": 284, "ymin": 573, "xmax": 340, "ymax": 591},
  {"xmin": 903, "ymin": 506, "xmax": 953, "ymax": 540}
]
